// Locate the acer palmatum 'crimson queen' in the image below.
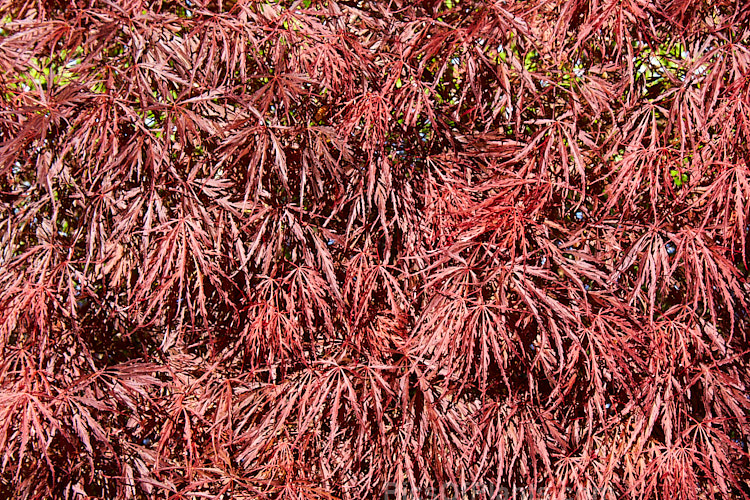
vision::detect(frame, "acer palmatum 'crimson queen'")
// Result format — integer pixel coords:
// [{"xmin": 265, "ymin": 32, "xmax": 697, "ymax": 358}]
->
[{"xmin": 1, "ymin": 0, "xmax": 749, "ymax": 498}]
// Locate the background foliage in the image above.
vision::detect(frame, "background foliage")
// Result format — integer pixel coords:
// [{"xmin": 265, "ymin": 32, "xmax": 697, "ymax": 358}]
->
[{"xmin": 1, "ymin": 0, "xmax": 749, "ymax": 498}]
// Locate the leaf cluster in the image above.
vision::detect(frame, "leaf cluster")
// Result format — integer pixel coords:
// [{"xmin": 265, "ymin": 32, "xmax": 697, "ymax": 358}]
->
[{"xmin": 1, "ymin": 0, "xmax": 749, "ymax": 498}]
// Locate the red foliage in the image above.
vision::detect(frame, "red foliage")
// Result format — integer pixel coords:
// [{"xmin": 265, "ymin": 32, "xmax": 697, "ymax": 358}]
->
[{"xmin": 1, "ymin": 0, "xmax": 749, "ymax": 498}]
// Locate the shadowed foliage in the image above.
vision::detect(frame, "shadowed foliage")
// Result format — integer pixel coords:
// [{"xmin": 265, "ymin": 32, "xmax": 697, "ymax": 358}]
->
[{"xmin": 1, "ymin": 0, "xmax": 749, "ymax": 498}]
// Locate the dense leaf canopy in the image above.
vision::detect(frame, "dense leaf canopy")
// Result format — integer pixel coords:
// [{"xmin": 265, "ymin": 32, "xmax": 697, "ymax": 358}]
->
[{"xmin": 1, "ymin": 0, "xmax": 749, "ymax": 498}]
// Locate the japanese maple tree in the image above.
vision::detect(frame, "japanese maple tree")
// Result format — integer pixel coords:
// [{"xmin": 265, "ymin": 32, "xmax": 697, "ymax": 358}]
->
[{"xmin": 1, "ymin": 0, "xmax": 749, "ymax": 498}]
